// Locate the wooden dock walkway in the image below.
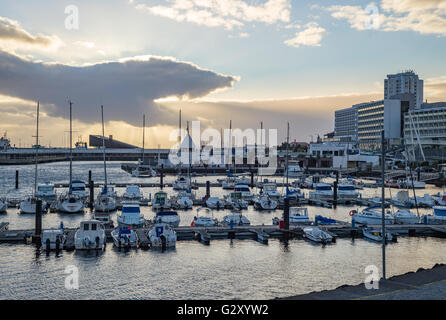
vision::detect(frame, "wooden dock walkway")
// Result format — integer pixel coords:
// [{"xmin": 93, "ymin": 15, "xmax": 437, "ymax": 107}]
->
[{"xmin": 2, "ymin": 223, "xmax": 446, "ymax": 250}]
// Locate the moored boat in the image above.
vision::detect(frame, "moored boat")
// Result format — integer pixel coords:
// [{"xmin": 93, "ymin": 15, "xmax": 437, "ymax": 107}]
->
[
  {"xmin": 147, "ymin": 223, "xmax": 177, "ymax": 249},
  {"xmin": 303, "ymin": 227, "xmax": 333, "ymax": 244},
  {"xmin": 111, "ymin": 227, "xmax": 139, "ymax": 248},
  {"xmin": 74, "ymin": 220, "xmax": 106, "ymax": 250}
]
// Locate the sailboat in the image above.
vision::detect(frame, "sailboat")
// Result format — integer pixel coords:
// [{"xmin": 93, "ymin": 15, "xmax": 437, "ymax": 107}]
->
[
  {"xmin": 57, "ymin": 100, "xmax": 84, "ymax": 214},
  {"xmin": 94, "ymin": 105, "xmax": 117, "ymax": 213},
  {"xmin": 20, "ymin": 102, "xmax": 47, "ymax": 214},
  {"xmin": 131, "ymin": 114, "xmax": 157, "ymax": 177}
]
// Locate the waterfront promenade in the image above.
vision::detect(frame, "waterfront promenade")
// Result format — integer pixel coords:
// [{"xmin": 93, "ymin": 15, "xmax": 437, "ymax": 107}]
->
[{"xmin": 281, "ymin": 263, "xmax": 446, "ymax": 300}]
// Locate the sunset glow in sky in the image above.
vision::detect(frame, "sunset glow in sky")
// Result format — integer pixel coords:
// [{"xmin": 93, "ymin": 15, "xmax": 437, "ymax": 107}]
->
[{"xmin": 1, "ymin": 0, "xmax": 446, "ymax": 148}]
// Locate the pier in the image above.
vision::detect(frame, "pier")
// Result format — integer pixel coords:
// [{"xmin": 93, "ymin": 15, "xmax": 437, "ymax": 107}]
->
[{"xmin": 2, "ymin": 222, "xmax": 446, "ymax": 250}]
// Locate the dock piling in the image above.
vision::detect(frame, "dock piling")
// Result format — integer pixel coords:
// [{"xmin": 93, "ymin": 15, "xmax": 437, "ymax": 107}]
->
[
  {"xmin": 333, "ymin": 181, "xmax": 338, "ymax": 208},
  {"xmin": 160, "ymin": 165, "xmax": 164, "ymax": 190},
  {"xmin": 283, "ymin": 197, "xmax": 290, "ymax": 230},
  {"xmin": 250, "ymin": 171, "xmax": 254, "ymax": 188},
  {"xmin": 89, "ymin": 180, "xmax": 94, "ymax": 209},
  {"xmin": 34, "ymin": 199, "xmax": 42, "ymax": 246},
  {"xmin": 206, "ymin": 181, "xmax": 210, "ymax": 199},
  {"xmin": 15, "ymin": 170, "xmax": 19, "ymax": 189}
]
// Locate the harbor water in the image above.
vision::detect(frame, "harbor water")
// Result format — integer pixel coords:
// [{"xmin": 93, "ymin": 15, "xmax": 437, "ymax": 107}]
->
[{"xmin": 1, "ymin": 161, "xmax": 446, "ymax": 299}]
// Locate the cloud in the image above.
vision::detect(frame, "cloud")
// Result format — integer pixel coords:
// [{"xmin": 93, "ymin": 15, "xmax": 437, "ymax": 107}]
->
[
  {"xmin": 0, "ymin": 51, "xmax": 237, "ymax": 126},
  {"xmin": 0, "ymin": 16, "xmax": 63, "ymax": 51},
  {"xmin": 74, "ymin": 41, "xmax": 95, "ymax": 49},
  {"xmin": 284, "ymin": 22, "xmax": 326, "ymax": 48},
  {"xmin": 133, "ymin": 0, "xmax": 291, "ymax": 30},
  {"xmin": 425, "ymin": 76, "xmax": 446, "ymax": 101},
  {"xmin": 326, "ymin": 0, "xmax": 446, "ymax": 36}
]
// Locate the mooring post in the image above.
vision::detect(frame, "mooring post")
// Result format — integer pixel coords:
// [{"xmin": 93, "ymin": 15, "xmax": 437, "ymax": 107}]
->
[
  {"xmin": 417, "ymin": 168, "xmax": 421, "ymax": 181},
  {"xmin": 283, "ymin": 197, "xmax": 290, "ymax": 230},
  {"xmin": 333, "ymin": 181, "xmax": 338, "ymax": 209},
  {"xmin": 88, "ymin": 170, "xmax": 92, "ymax": 186},
  {"xmin": 15, "ymin": 170, "xmax": 19, "ymax": 189},
  {"xmin": 34, "ymin": 199, "xmax": 42, "ymax": 245},
  {"xmin": 160, "ymin": 164, "xmax": 164, "ymax": 190},
  {"xmin": 89, "ymin": 180, "xmax": 94, "ymax": 209},
  {"xmin": 250, "ymin": 171, "xmax": 254, "ymax": 188},
  {"xmin": 206, "ymin": 181, "xmax": 210, "ymax": 199}
]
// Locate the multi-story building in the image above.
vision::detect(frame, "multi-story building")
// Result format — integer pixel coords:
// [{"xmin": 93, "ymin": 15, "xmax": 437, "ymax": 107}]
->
[
  {"xmin": 356, "ymin": 100, "xmax": 384, "ymax": 151},
  {"xmin": 384, "ymin": 71, "xmax": 423, "ymax": 108},
  {"xmin": 404, "ymin": 104, "xmax": 446, "ymax": 160},
  {"xmin": 334, "ymin": 106, "xmax": 358, "ymax": 142}
]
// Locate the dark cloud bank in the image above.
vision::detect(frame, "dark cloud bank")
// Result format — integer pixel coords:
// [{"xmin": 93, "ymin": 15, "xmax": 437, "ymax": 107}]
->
[{"xmin": 0, "ymin": 51, "xmax": 236, "ymax": 125}]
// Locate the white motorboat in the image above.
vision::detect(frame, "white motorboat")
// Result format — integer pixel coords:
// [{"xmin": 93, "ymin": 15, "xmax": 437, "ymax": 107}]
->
[
  {"xmin": 42, "ymin": 228, "xmax": 65, "ymax": 251},
  {"xmin": 351, "ymin": 208, "xmax": 395, "ymax": 225},
  {"xmin": 192, "ymin": 208, "xmax": 218, "ymax": 227},
  {"xmin": 70, "ymin": 180, "xmax": 88, "ymax": 199},
  {"xmin": 175, "ymin": 192, "xmax": 193, "ymax": 210},
  {"xmin": 221, "ymin": 176, "xmax": 237, "ymax": 189},
  {"xmin": 35, "ymin": 183, "xmax": 57, "ymax": 203},
  {"xmin": 432, "ymin": 192, "xmax": 446, "ymax": 206},
  {"xmin": 111, "ymin": 227, "xmax": 139, "ymax": 248},
  {"xmin": 410, "ymin": 194, "xmax": 435, "ymax": 208},
  {"xmin": 123, "ymin": 185, "xmax": 143, "ymax": 202},
  {"xmin": 285, "ymin": 187, "xmax": 305, "ymax": 201},
  {"xmin": 309, "ymin": 183, "xmax": 333, "ymax": 200},
  {"xmin": 337, "ymin": 182, "xmax": 360, "ymax": 200},
  {"xmin": 151, "ymin": 191, "xmax": 172, "ymax": 211},
  {"xmin": 57, "ymin": 193, "xmax": 84, "ymax": 213},
  {"xmin": 234, "ymin": 183, "xmax": 253, "ymax": 201},
  {"xmin": 262, "ymin": 183, "xmax": 281, "ymax": 200},
  {"xmin": 93, "ymin": 211, "xmax": 115, "ymax": 229},
  {"xmin": 362, "ymin": 227, "xmax": 394, "ymax": 242},
  {"xmin": 0, "ymin": 199, "xmax": 6, "ymax": 213},
  {"xmin": 224, "ymin": 192, "xmax": 248, "ymax": 210},
  {"xmin": 423, "ymin": 206, "xmax": 446, "ymax": 224},
  {"xmin": 20, "ymin": 197, "xmax": 47, "ymax": 214},
  {"xmin": 205, "ymin": 197, "xmax": 225, "ymax": 210},
  {"xmin": 94, "ymin": 187, "xmax": 117, "ymax": 212},
  {"xmin": 172, "ymin": 175, "xmax": 191, "ymax": 190},
  {"xmin": 284, "ymin": 164, "xmax": 303, "ymax": 178},
  {"xmin": 289, "ymin": 207, "xmax": 311, "ymax": 224},
  {"xmin": 155, "ymin": 211, "xmax": 180, "ymax": 227},
  {"xmin": 118, "ymin": 202, "xmax": 145, "ymax": 228},
  {"xmin": 401, "ymin": 178, "xmax": 426, "ymax": 189},
  {"xmin": 253, "ymin": 195, "xmax": 277, "ymax": 210},
  {"xmin": 303, "ymin": 227, "xmax": 333, "ymax": 244},
  {"xmin": 222, "ymin": 213, "xmax": 250, "ymax": 226},
  {"xmin": 132, "ymin": 163, "xmax": 157, "ymax": 177},
  {"xmin": 392, "ymin": 209, "xmax": 419, "ymax": 224},
  {"xmin": 147, "ymin": 223, "xmax": 177, "ymax": 249},
  {"xmin": 74, "ymin": 220, "xmax": 106, "ymax": 250}
]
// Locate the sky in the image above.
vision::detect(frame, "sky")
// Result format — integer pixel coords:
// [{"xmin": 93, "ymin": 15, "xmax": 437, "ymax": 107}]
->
[{"xmin": 0, "ymin": 0, "xmax": 446, "ymax": 148}]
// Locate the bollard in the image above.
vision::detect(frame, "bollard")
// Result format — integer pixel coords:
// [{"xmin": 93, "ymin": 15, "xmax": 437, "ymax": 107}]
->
[
  {"xmin": 333, "ymin": 181, "xmax": 338, "ymax": 209},
  {"xmin": 34, "ymin": 199, "xmax": 42, "ymax": 246},
  {"xmin": 283, "ymin": 197, "xmax": 290, "ymax": 230},
  {"xmin": 206, "ymin": 181, "xmax": 210, "ymax": 199},
  {"xmin": 89, "ymin": 180, "xmax": 94, "ymax": 209},
  {"xmin": 15, "ymin": 170, "xmax": 19, "ymax": 189},
  {"xmin": 160, "ymin": 165, "xmax": 164, "ymax": 190}
]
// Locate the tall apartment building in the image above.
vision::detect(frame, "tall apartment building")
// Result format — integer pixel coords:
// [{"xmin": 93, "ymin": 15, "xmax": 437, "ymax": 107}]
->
[
  {"xmin": 384, "ymin": 71, "xmax": 423, "ymax": 108},
  {"xmin": 334, "ymin": 106, "xmax": 358, "ymax": 142}
]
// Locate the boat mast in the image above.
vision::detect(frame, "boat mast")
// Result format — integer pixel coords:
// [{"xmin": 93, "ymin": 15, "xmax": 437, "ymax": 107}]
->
[
  {"xmin": 229, "ymin": 120, "xmax": 232, "ymax": 175},
  {"xmin": 286, "ymin": 122, "xmax": 289, "ymax": 188},
  {"xmin": 142, "ymin": 114, "xmax": 145, "ymax": 165},
  {"xmin": 33, "ymin": 101, "xmax": 40, "ymax": 196},
  {"xmin": 101, "ymin": 105, "xmax": 108, "ymax": 189},
  {"xmin": 187, "ymin": 121, "xmax": 191, "ymax": 183},
  {"xmin": 259, "ymin": 121, "xmax": 263, "ymax": 185},
  {"xmin": 69, "ymin": 100, "xmax": 73, "ymax": 194},
  {"xmin": 179, "ymin": 109, "xmax": 182, "ymax": 173}
]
